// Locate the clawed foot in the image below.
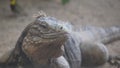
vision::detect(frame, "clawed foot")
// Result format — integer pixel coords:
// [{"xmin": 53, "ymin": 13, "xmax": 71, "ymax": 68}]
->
[{"xmin": 108, "ymin": 55, "xmax": 120, "ymax": 68}]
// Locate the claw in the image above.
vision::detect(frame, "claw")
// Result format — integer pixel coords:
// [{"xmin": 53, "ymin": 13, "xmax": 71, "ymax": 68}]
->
[{"xmin": 108, "ymin": 55, "xmax": 120, "ymax": 68}]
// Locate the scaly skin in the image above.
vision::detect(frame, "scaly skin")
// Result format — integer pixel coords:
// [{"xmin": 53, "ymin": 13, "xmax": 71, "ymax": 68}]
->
[
  {"xmin": 2, "ymin": 15, "xmax": 68, "ymax": 68},
  {"xmin": 22, "ymin": 17, "xmax": 68, "ymax": 67},
  {"xmin": 76, "ymin": 26, "xmax": 120, "ymax": 44},
  {"xmin": 64, "ymin": 25, "xmax": 120, "ymax": 68},
  {"xmin": 0, "ymin": 13, "xmax": 120, "ymax": 68},
  {"xmin": 63, "ymin": 25, "xmax": 120, "ymax": 68}
]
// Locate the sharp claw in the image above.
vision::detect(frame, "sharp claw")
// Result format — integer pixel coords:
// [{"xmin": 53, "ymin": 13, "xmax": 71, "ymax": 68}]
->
[{"xmin": 108, "ymin": 55, "xmax": 120, "ymax": 68}]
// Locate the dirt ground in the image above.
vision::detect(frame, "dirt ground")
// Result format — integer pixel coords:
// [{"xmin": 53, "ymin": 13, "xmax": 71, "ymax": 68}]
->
[{"xmin": 0, "ymin": 0, "xmax": 120, "ymax": 68}]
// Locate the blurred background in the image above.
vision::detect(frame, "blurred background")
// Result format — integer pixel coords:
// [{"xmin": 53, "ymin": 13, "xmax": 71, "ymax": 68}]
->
[{"xmin": 0, "ymin": 0, "xmax": 120, "ymax": 68}]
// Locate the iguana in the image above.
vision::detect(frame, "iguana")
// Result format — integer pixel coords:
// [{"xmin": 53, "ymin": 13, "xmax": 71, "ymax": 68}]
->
[{"xmin": 0, "ymin": 13, "xmax": 120, "ymax": 68}]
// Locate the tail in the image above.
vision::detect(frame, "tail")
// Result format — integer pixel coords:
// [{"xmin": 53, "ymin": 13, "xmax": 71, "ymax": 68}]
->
[
  {"xmin": 99, "ymin": 26, "xmax": 120, "ymax": 44},
  {"xmin": 77, "ymin": 26, "xmax": 120, "ymax": 44}
]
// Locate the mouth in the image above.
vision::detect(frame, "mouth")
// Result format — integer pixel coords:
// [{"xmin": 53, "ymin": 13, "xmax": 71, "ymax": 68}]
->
[
  {"xmin": 42, "ymin": 32, "xmax": 68, "ymax": 58},
  {"xmin": 22, "ymin": 31, "xmax": 69, "ymax": 62},
  {"xmin": 40, "ymin": 31, "xmax": 68, "ymax": 39}
]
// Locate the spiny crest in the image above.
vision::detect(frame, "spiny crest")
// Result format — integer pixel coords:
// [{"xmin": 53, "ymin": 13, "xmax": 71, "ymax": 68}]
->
[{"xmin": 33, "ymin": 11, "xmax": 47, "ymax": 18}]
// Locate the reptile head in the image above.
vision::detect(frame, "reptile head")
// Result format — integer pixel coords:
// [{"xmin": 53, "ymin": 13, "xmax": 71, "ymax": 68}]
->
[{"xmin": 22, "ymin": 16, "xmax": 69, "ymax": 64}]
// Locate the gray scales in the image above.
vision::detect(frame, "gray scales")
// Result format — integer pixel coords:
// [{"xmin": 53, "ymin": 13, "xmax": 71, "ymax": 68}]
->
[{"xmin": 0, "ymin": 14, "xmax": 120, "ymax": 68}]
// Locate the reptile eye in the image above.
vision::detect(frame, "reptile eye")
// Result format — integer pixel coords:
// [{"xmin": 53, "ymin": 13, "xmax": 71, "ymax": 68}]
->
[{"xmin": 60, "ymin": 27, "xmax": 63, "ymax": 29}]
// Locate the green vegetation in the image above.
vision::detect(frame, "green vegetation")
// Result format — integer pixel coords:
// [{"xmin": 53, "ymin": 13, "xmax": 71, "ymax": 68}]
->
[{"xmin": 61, "ymin": 0, "xmax": 70, "ymax": 5}]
